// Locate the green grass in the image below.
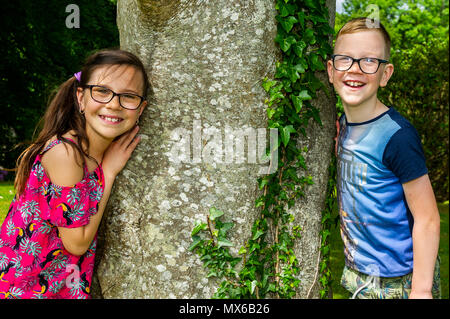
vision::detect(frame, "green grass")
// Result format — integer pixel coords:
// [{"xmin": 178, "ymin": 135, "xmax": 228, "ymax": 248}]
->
[
  {"xmin": 0, "ymin": 181, "xmax": 448, "ymax": 299},
  {"xmin": 0, "ymin": 181, "xmax": 15, "ymax": 223},
  {"xmin": 330, "ymin": 201, "xmax": 449, "ymax": 299}
]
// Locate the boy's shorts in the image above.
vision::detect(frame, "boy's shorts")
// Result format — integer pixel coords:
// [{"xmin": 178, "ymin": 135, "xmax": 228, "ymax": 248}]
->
[{"xmin": 340, "ymin": 256, "xmax": 441, "ymax": 299}]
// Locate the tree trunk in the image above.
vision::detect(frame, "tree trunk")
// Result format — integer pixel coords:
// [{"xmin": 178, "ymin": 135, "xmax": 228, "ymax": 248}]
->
[
  {"xmin": 291, "ymin": 0, "xmax": 336, "ymax": 298},
  {"xmin": 92, "ymin": 0, "xmax": 335, "ymax": 298}
]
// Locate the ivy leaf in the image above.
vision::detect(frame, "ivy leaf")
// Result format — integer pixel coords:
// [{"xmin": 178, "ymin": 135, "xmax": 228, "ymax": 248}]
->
[
  {"xmin": 299, "ymin": 90, "xmax": 312, "ymax": 100},
  {"xmin": 262, "ymin": 79, "xmax": 277, "ymax": 92},
  {"xmin": 303, "ymin": 28, "xmax": 316, "ymax": 45},
  {"xmin": 209, "ymin": 207, "xmax": 224, "ymax": 221},
  {"xmin": 293, "ymin": 40, "xmax": 307, "ymax": 57},
  {"xmin": 278, "ymin": 15, "xmax": 298, "ymax": 33},
  {"xmin": 278, "ymin": 35, "xmax": 296, "ymax": 52},
  {"xmin": 248, "ymin": 280, "xmax": 258, "ymax": 294},
  {"xmin": 267, "ymin": 107, "xmax": 276, "ymax": 119},
  {"xmin": 281, "ymin": 125, "xmax": 296, "ymax": 147},
  {"xmin": 310, "ymin": 53, "xmax": 325, "ymax": 71},
  {"xmin": 252, "ymin": 229, "xmax": 265, "ymax": 240},
  {"xmin": 287, "ymin": 66, "xmax": 300, "ymax": 83},
  {"xmin": 258, "ymin": 176, "xmax": 270, "ymax": 189},
  {"xmin": 297, "ymin": 11, "xmax": 306, "ymax": 29},
  {"xmin": 238, "ymin": 246, "xmax": 247, "ymax": 255},
  {"xmin": 191, "ymin": 221, "xmax": 208, "ymax": 236},
  {"xmin": 188, "ymin": 235, "xmax": 203, "ymax": 251},
  {"xmin": 218, "ymin": 238, "xmax": 234, "ymax": 248},
  {"xmin": 291, "ymin": 95, "xmax": 303, "ymax": 113}
]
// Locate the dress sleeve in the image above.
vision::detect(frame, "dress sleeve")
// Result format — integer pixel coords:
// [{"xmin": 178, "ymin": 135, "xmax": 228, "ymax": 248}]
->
[
  {"xmin": 45, "ymin": 176, "xmax": 103, "ymax": 228},
  {"xmin": 382, "ymin": 125, "xmax": 428, "ymax": 184}
]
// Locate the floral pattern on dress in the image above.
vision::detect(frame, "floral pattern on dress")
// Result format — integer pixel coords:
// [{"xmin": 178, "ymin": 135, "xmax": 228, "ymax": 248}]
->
[{"xmin": 0, "ymin": 139, "xmax": 104, "ymax": 299}]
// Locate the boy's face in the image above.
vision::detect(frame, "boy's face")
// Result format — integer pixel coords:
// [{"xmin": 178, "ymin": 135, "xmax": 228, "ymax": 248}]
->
[{"xmin": 327, "ymin": 30, "xmax": 394, "ymax": 109}]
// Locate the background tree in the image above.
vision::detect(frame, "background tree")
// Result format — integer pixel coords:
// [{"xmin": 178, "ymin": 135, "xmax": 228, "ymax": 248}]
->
[
  {"xmin": 335, "ymin": 0, "xmax": 449, "ymax": 201},
  {"xmin": 0, "ymin": 0, "xmax": 118, "ymax": 176}
]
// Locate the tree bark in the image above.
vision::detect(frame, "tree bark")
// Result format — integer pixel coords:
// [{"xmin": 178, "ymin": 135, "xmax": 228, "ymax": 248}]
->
[{"xmin": 92, "ymin": 0, "xmax": 335, "ymax": 298}]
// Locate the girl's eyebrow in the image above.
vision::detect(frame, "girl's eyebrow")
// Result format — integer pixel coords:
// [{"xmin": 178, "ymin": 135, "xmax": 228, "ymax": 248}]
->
[{"xmin": 94, "ymin": 83, "xmax": 140, "ymax": 95}]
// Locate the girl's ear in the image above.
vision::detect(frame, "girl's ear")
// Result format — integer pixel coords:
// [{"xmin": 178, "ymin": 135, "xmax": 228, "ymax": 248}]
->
[
  {"xmin": 76, "ymin": 87, "xmax": 85, "ymax": 112},
  {"xmin": 138, "ymin": 100, "xmax": 147, "ymax": 117}
]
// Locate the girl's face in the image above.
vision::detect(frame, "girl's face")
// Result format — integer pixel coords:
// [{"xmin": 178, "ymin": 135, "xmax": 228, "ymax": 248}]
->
[{"xmin": 76, "ymin": 64, "xmax": 147, "ymax": 143}]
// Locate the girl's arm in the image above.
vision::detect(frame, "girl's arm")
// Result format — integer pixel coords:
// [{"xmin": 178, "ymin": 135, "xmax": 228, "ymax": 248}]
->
[
  {"xmin": 403, "ymin": 174, "xmax": 440, "ymax": 299},
  {"xmin": 44, "ymin": 127, "xmax": 141, "ymax": 256}
]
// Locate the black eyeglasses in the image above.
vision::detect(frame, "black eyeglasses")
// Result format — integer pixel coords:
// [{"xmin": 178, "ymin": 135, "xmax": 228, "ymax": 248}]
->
[
  {"xmin": 331, "ymin": 54, "xmax": 389, "ymax": 74},
  {"xmin": 83, "ymin": 85, "xmax": 146, "ymax": 110}
]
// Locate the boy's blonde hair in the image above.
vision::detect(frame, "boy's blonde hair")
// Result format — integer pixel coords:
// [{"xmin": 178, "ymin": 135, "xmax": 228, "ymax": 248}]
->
[{"xmin": 336, "ymin": 17, "xmax": 391, "ymax": 59}]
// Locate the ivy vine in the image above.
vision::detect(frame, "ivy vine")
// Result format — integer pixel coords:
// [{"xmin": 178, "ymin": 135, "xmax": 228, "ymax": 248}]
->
[{"xmin": 189, "ymin": 0, "xmax": 335, "ymax": 299}]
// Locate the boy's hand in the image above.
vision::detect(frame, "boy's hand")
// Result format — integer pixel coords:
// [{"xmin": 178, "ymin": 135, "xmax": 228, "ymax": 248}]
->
[
  {"xmin": 101, "ymin": 125, "xmax": 141, "ymax": 179},
  {"xmin": 409, "ymin": 290, "xmax": 432, "ymax": 299},
  {"xmin": 334, "ymin": 120, "xmax": 340, "ymax": 157}
]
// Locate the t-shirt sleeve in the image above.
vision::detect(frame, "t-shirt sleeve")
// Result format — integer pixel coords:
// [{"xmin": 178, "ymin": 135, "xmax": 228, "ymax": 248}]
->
[
  {"xmin": 45, "ymin": 179, "xmax": 103, "ymax": 228},
  {"xmin": 382, "ymin": 126, "xmax": 428, "ymax": 184}
]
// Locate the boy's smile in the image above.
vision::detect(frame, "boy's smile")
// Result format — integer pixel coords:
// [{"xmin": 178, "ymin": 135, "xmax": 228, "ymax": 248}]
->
[{"xmin": 327, "ymin": 30, "xmax": 394, "ymax": 122}]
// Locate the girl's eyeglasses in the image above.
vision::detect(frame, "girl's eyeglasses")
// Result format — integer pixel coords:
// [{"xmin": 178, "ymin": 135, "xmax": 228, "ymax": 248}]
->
[{"xmin": 83, "ymin": 85, "xmax": 145, "ymax": 110}]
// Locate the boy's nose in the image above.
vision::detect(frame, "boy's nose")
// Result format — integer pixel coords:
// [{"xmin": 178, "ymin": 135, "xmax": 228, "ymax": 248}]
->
[{"xmin": 348, "ymin": 60, "xmax": 363, "ymax": 73}]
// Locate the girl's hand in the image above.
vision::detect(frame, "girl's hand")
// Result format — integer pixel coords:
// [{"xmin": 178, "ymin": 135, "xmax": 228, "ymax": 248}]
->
[{"xmin": 101, "ymin": 125, "xmax": 141, "ymax": 179}]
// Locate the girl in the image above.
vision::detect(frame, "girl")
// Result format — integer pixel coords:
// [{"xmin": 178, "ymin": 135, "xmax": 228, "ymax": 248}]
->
[{"xmin": 0, "ymin": 49, "xmax": 148, "ymax": 299}]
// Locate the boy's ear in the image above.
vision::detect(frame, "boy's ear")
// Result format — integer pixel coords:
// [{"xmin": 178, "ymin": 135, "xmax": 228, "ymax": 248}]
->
[
  {"xmin": 379, "ymin": 63, "xmax": 394, "ymax": 87},
  {"xmin": 327, "ymin": 59, "xmax": 334, "ymax": 84}
]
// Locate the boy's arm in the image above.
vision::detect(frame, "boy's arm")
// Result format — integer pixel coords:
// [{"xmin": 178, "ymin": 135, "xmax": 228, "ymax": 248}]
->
[{"xmin": 402, "ymin": 174, "xmax": 440, "ymax": 299}]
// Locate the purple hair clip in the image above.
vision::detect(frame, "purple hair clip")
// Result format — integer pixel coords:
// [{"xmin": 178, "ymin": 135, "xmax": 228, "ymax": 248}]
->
[{"xmin": 74, "ymin": 71, "xmax": 82, "ymax": 82}]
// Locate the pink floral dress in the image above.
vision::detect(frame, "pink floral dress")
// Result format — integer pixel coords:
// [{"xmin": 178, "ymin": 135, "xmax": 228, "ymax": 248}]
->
[{"xmin": 0, "ymin": 139, "xmax": 104, "ymax": 299}]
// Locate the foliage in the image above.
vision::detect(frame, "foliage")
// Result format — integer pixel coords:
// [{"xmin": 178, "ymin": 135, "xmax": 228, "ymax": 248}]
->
[
  {"xmin": 190, "ymin": 0, "xmax": 334, "ymax": 298},
  {"xmin": 0, "ymin": 0, "xmax": 119, "ymax": 175},
  {"xmin": 335, "ymin": 0, "xmax": 449, "ymax": 200}
]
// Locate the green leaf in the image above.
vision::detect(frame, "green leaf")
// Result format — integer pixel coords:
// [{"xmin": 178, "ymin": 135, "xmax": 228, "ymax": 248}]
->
[
  {"xmin": 250, "ymin": 280, "xmax": 258, "ymax": 294},
  {"xmin": 218, "ymin": 238, "xmax": 234, "ymax": 248},
  {"xmin": 191, "ymin": 221, "xmax": 208, "ymax": 236},
  {"xmin": 279, "ymin": 15, "xmax": 298, "ymax": 33},
  {"xmin": 291, "ymin": 95, "xmax": 303, "ymax": 112},
  {"xmin": 297, "ymin": 11, "xmax": 305, "ymax": 29},
  {"xmin": 262, "ymin": 79, "xmax": 277, "ymax": 92},
  {"xmin": 278, "ymin": 35, "xmax": 296, "ymax": 52},
  {"xmin": 252, "ymin": 229, "xmax": 265, "ymax": 240},
  {"xmin": 209, "ymin": 207, "xmax": 224, "ymax": 221},
  {"xmin": 188, "ymin": 235, "xmax": 203, "ymax": 251},
  {"xmin": 258, "ymin": 176, "xmax": 270, "ymax": 189},
  {"xmin": 280, "ymin": 125, "xmax": 296, "ymax": 147},
  {"xmin": 298, "ymin": 90, "xmax": 312, "ymax": 100},
  {"xmin": 293, "ymin": 40, "xmax": 307, "ymax": 57},
  {"xmin": 238, "ymin": 246, "xmax": 247, "ymax": 255}
]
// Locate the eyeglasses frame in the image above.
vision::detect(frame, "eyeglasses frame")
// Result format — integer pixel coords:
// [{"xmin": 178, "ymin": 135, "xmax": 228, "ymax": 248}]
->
[
  {"xmin": 82, "ymin": 84, "xmax": 146, "ymax": 110},
  {"xmin": 331, "ymin": 54, "xmax": 389, "ymax": 74}
]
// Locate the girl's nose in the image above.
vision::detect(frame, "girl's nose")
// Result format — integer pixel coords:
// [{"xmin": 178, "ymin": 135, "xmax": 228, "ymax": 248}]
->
[{"xmin": 105, "ymin": 95, "xmax": 122, "ymax": 110}]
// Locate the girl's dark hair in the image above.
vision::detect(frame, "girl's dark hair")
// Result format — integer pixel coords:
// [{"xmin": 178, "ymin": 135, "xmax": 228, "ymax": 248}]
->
[{"xmin": 14, "ymin": 48, "xmax": 149, "ymax": 199}]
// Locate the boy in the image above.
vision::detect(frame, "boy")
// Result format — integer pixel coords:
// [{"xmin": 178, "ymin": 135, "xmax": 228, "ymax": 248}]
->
[{"xmin": 327, "ymin": 17, "xmax": 441, "ymax": 299}]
